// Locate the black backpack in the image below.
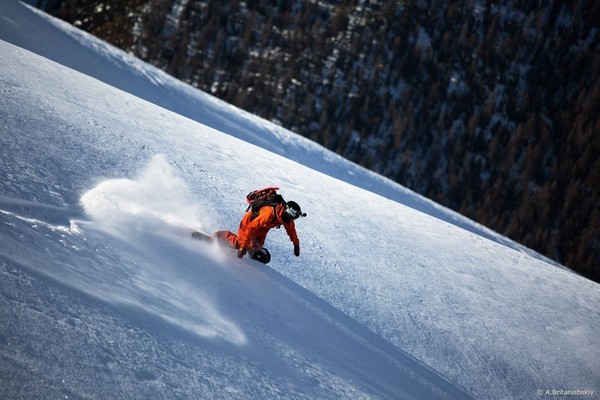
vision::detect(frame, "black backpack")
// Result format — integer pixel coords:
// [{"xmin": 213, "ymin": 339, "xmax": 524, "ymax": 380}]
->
[{"xmin": 245, "ymin": 187, "xmax": 285, "ymax": 221}]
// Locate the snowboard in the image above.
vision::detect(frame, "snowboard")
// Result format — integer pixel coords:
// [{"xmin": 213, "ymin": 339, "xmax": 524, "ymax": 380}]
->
[{"xmin": 191, "ymin": 231, "xmax": 271, "ymax": 264}]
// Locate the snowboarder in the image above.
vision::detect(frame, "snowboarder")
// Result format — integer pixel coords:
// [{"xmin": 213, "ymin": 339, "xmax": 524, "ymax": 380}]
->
[{"xmin": 212, "ymin": 193, "xmax": 304, "ymax": 263}]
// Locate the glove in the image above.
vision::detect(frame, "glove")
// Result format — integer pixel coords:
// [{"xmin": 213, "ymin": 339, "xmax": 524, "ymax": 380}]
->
[
  {"xmin": 237, "ymin": 247, "xmax": 247, "ymax": 258},
  {"xmin": 294, "ymin": 244, "xmax": 300, "ymax": 257}
]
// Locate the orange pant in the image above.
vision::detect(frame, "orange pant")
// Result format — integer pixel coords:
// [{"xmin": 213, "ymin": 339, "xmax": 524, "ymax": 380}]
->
[{"xmin": 213, "ymin": 230, "xmax": 266, "ymax": 250}]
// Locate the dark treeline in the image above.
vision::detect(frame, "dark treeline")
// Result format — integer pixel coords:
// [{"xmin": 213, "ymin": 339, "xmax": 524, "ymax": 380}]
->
[{"xmin": 41, "ymin": 0, "xmax": 600, "ymax": 281}]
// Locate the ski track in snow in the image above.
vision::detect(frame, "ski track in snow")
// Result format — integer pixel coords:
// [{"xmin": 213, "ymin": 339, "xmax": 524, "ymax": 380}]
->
[
  {"xmin": 0, "ymin": 159, "xmax": 467, "ymax": 399},
  {"xmin": 1, "ymin": 2, "xmax": 599, "ymax": 399}
]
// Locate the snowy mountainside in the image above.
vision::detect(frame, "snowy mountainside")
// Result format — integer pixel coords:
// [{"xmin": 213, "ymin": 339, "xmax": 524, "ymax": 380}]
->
[
  {"xmin": 42, "ymin": 0, "xmax": 599, "ymax": 281},
  {"xmin": 1, "ymin": 4, "xmax": 600, "ymax": 400},
  {"xmin": 0, "ymin": 0, "xmax": 548, "ymax": 259},
  {"xmin": 1, "ymin": 40, "xmax": 469, "ymax": 400}
]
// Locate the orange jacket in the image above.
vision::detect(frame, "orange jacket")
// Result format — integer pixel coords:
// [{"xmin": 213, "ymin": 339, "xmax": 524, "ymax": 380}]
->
[{"xmin": 238, "ymin": 203, "xmax": 299, "ymax": 250}]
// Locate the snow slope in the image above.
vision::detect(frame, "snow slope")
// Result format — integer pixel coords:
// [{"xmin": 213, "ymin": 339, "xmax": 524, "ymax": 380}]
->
[
  {"xmin": 1, "ymin": 2, "xmax": 599, "ymax": 399},
  {"xmin": 0, "ymin": 0, "xmax": 553, "ymax": 256}
]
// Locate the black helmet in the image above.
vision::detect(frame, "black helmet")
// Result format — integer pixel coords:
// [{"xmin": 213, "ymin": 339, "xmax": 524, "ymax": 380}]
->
[{"xmin": 283, "ymin": 201, "xmax": 304, "ymax": 221}]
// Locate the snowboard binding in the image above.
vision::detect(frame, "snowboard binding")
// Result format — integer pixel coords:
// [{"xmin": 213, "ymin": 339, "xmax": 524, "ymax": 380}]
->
[{"xmin": 248, "ymin": 247, "xmax": 271, "ymax": 264}]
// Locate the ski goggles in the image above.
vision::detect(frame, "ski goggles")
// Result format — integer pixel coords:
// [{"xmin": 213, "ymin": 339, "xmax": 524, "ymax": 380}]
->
[{"xmin": 284, "ymin": 204, "xmax": 300, "ymax": 219}]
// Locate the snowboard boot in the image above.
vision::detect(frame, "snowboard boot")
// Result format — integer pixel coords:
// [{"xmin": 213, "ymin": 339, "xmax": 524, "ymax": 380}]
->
[{"xmin": 248, "ymin": 247, "xmax": 271, "ymax": 264}]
